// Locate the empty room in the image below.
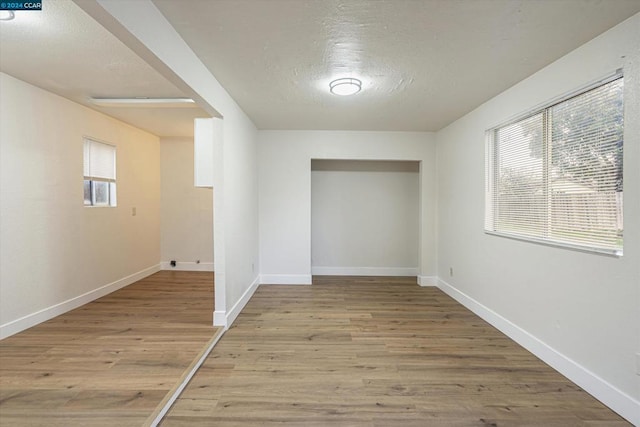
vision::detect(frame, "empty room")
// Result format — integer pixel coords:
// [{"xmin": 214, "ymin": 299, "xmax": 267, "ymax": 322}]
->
[{"xmin": 1, "ymin": 0, "xmax": 639, "ymax": 426}]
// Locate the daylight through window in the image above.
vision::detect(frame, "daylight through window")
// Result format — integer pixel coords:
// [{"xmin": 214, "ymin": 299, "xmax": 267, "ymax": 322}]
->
[
  {"xmin": 83, "ymin": 138, "xmax": 117, "ymax": 207},
  {"xmin": 485, "ymin": 75, "xmax": 623, "ymax": 255}
]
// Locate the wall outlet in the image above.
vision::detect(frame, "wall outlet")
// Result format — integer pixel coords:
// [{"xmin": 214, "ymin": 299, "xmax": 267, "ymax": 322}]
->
[
  {"xmin": 251, "ymin": 263, "xmax": 255, "ymax": 273},
  {"xmin": 132, "ymin": 207, "xmax": 137, "ymax": 216},
  {"xmin": 449, "ymin": 267, "xmax": 454, "ymax": 277},
  {"xmin": 636, "ymin": 353, "xmax": 640, "ymax": 376}
]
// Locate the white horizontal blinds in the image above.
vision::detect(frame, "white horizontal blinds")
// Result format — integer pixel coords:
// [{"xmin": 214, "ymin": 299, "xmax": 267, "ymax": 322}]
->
[
  {"xmin": 549, "ymin": 78, "xmax": 623, "ymax": 251},
  {"xmin": 493, "ymin": 113, "xmax": 545, "ymax": 239},
  {"xmin": 83, "ymin": 139, "xmax": 91, "ymax": 177},
  {"xmin": 83, "ymin": 138, "xmax": 116, "ymax": 181},
  {"xmin": 487, "ymin": 75, "xmax": 624, "ymax": 255}
]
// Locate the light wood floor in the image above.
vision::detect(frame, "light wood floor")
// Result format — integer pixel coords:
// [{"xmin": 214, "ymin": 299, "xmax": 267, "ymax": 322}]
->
[
  {"xmin": 0, "ymin": 270, "xmax": 217, "ymax": 427},
  {"xmin": 162, "ymin": 276, "xmax": 629, "ymax": 427}
]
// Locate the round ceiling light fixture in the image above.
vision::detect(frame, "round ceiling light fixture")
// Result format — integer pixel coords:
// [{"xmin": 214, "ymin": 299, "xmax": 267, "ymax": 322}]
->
[
  {"xmin": 0, "ymin": 10, "xmax": 15, "ymax": 20},
  {"xmin": 329, "ymin": 78, "xmax": 362, "ymax": 96}
]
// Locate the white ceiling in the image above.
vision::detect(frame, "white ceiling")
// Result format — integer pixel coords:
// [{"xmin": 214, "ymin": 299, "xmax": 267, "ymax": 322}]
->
[
  {"xmin": 1, "ymin": 1, "xmax": 639, "ymax": 135},
  {"xmin": 0, "ymin": 0, "xmax": 209, "ymax": 137},
  {"xmin": 153, "ymin": 0, "xmax": 640, "ymax": 132}
]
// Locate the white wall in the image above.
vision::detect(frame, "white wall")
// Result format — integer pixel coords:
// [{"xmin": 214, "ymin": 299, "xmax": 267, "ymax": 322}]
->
[
  {"xmin": 220, "ymin": 110, "xmax": 259, "ymax": 313},
  {"xmin": 258, "ymin": 131, "xmax": 436, "ymax": 285},
  {"xmin": 82, "ymin": 0, "xmax": 261, "ymax": 328},
  {"xmin": 0, "ymin": 73, "xmax": 161, "ymax": 338},
  {"xmin": 311, "ymin": 160, "xmax": 419, "ymax": 276},
  {"xmin": 435, "ymin": 14, "xmax": 640, "ymax": 423},
  {"xmin": 160, "ymin": 137, "xmax": 213, "ymax": 271}
]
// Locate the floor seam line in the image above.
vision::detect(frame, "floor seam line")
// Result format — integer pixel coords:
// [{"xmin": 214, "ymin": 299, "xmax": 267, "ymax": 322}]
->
[{"xmin": 145, "ymin": 327, "xmax": 226, "ymax": 427}]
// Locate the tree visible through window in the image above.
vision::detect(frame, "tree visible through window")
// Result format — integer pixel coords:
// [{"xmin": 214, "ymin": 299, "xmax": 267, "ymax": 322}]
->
[
  {"xmin": 83, "ymin": 138, "xmax": 117, "ymax": 207},
  {"xmin": 485, "ymin": 75, "xmax": 623, "ymax": 255}
]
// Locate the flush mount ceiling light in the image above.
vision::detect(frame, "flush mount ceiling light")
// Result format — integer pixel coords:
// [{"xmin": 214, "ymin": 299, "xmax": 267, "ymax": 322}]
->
[
  {"xmin": 0, "ymin": 10, "xmax": 15, "ymax": 20},
  {"xmin": 89, "ymin": 97, "xmax": 196, "ymax": 108},
  {"xmin": 329, "ymin": 78, "xmax": 362, "ymax": 96}
]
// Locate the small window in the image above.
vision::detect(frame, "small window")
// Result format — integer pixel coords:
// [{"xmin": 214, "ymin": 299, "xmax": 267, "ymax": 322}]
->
[
  {"xmin": 485, "ymin": 74, "xmax": 623, "ymax": 255},
  {"xmin": 83, "ymin": 138, "xmax": 117, "ymax": 207}
]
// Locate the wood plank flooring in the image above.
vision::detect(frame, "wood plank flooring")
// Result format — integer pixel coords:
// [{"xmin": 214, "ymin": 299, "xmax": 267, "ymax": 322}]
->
[
  {"xmin": 0, "ymin": 270, "xmax": 217, "ymax": 427},
  {"xmin": 162, "ymin": 276, "xmax": 629, "ymax": 426}
]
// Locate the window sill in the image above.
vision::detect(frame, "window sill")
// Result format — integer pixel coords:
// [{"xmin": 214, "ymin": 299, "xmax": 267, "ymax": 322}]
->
[{"xmin": 484, "ymin": 230, "xmax": 622, "ymax": 258}]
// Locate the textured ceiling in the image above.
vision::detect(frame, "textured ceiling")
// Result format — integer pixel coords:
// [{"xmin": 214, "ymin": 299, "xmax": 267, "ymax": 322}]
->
[
  {"xmin": 1, "ymin": 1, "xmax": 639, "ymax": 134},
  {"xmin": 0, "ymin": 0, "xmax": 209, "ymax": 137},
  {"xmin": 153, "ymin": 0, "xmax": 640, "ymax": 131}
]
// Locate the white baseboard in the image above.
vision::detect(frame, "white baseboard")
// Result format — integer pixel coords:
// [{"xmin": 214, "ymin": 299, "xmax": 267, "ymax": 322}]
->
[
  {"xmin": 225, "ymin": 276, "xmax": 260, "ymax": 328},
  {"xmin": 260, "ymin": 274, "xmax": 312, "ymax": 285},
  {"xmin": 0, "ymin": 264, "xmax": 161, "ymax": 339},
  {"xmin": 417, "ymin": 275, "xmax": 437, "ymax": 286},
  {"xmin": 160, "ymin": 261, "xmax": 214, "ymax": 272},
  {"xmin": 213, "ymin": 310, "xmax": 226, "ymax": 327},
  {"xmin": 212, "ymin": 275, "xmax": 260, "ymax": 329},
  {"xmin": 436, "ymin": 277, "xmax": 640, "ymax": 426},
  {"xmin": 311, "ymin": 266, "xmax": 418, "ymax": 276}
]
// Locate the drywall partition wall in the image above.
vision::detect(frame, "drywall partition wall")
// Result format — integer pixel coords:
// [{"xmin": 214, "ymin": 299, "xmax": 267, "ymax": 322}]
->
[
  {"xmin": 258, "ymin": 131, "xmax": 436, "ymax": 285},
  {"xmin": 435, "ymin": 14, "xmax": 640, "ymax": 424},
  {"xmin": 311, "ymin": 160, "xmax": 419, "ymax": 276},
  {"xmin": 160, "ymin": 137, "xmax": 213, "ymax": 271},
  {"xmin": 0, "ymin": 73, "xmax": 161, "ymax": 338},
  {"xmin": 193, "ymin": 118, "xmax": 215, "ymax": 187},
  {"xmin": 79, "ymin": 0, "xmax": 261, "ymax": 328}
]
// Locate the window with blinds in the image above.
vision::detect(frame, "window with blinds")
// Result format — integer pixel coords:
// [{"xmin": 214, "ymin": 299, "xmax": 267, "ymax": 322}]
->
[
  {"xmin": 83, "ymin": 138, "xmax": 117, "ymax": 207},
  {"xmin": 485, "ymin": 74, "xmax": 623, "ymax": 255}
]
